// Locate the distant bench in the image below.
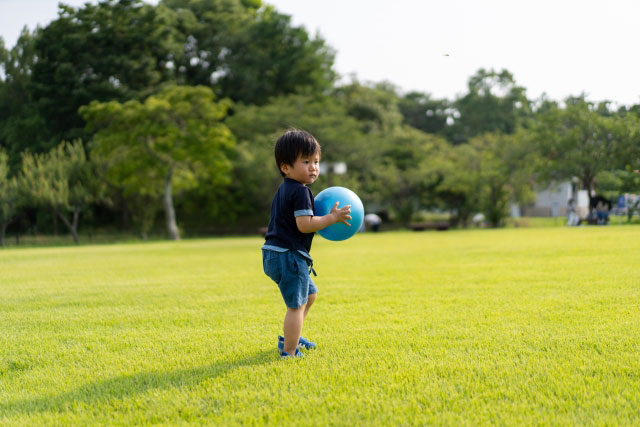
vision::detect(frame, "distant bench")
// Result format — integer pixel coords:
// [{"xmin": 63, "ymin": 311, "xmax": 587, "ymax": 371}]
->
[{"xmin": 409, "ymin": 221, "xmax": 450, "ymax": 231}]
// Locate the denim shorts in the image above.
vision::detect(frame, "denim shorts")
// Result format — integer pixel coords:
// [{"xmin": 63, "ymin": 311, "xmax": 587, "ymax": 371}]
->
[{"xmin": 262, "ymin": 249, "xmax": 317, "ymax": 308}]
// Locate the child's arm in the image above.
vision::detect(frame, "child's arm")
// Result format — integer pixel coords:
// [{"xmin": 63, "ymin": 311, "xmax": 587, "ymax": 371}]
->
[{"xmin": 296, "ymin": 202, "xmax": 352, "ymax": 234}]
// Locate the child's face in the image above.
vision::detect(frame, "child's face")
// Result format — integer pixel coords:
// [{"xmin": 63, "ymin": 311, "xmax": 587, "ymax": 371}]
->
[{"xmin": 281, "ymin": 153, "xmax": 320, "ymax": 185}]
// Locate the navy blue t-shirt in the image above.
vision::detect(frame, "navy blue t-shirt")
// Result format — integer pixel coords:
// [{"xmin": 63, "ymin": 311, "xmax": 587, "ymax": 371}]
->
[{"xmin": 263, "ymin": 178, "xmax": 315, "ymax": 256}]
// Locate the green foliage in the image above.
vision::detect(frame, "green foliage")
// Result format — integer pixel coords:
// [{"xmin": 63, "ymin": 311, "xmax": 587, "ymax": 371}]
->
[
  {"xmin": 0, "ymin": 149, "xmax": 20, "ymax": 245},
  {"xmin": 19, "ymin": 140, "xmax": 101, "ymax": 242},
  {"xmin": 1, "ymin": 0, "xmax": 638, "ymax": 235},
  {"xmin": 398, "ymin": 91, "xmax": 450, "ymax": 135},
  {"xmin": 596, "ymin": 166, "xmax": 640, "ymax": 222},
  {"xmin": 225, "ymin": 94, "xmax": 367, "ymax": 224},
  {"xmin": 0, "ymin": 37, "xmax": 6, "ymax": 64},
  {"xmin": 438, "ymin": 132, "xmax": 535, "ymax": 227},
  {"xmin": 472, "ymin": 132, "xmax": 535, "ymax": 227},
  {"xmin": 435, "ymin": 143, "xmax": 481, "ymax": 226},
  {"xmin": 334, "ymin": 80, "xmax": 404, "ymax": 133},
  {"xmin": 447, "ymin": 69, "xmax": 532, "ymax": 143},
  {"xmin": 160, "ymin": 0, "xmax": 255, "ymax": 88},
  {"xmin": 1, "ymin": 228, "xmax": 640, "ymax": 423},
  {"xmin": 81, "ymin": 85, "xmax": 235, "ymax": 239},
  {"xmin": 0, "ymin": 29, "xmax": 47, "ymax": 166},
  {"xmin": 596, "ymin": 167, "xmax": 640, "ymax": 196},
  {"xmin": 162, "ymin": 0, "xmax": 336, "ymax": 105},
  {"xmin": 366, "ymin": 127, "xmax": 449, "ymax": 224},
  {"xmin": 218, "ymin": 5, "xmax": 336, "ymax": 105},
  {"xmin": 532, "ymin": 98, "xmax": 637, "ymax": 204},
  {"xmin": 29, "ymin": 0, "xmax": 185, "ymax": 149}
]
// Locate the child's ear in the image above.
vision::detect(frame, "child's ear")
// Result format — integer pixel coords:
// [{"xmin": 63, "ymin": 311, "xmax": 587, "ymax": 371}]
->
[{"xmin": 280, "ymin": 163, "xmax": 290, "ymax": 175}]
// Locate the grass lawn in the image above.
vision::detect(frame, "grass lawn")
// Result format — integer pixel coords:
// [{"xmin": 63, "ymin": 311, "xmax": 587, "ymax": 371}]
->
[{"xmin": 1, "ymin": 227, "xmax": 639, "ymax": 425}]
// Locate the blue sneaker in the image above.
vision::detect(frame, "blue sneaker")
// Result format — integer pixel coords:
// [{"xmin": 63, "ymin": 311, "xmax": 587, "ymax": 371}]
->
[
  {"xmin": 278, "ymin": 335, "xmax": 316, "ymax": 351},
  {"xmin": 280, "ymin": 348, "xmax": 304, "ymax": 359}
]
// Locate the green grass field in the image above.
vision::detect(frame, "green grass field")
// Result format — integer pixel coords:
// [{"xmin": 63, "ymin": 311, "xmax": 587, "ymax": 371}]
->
[{"xmin": 1, "ymin": 227, "xmax": 640, "ymax": 425}]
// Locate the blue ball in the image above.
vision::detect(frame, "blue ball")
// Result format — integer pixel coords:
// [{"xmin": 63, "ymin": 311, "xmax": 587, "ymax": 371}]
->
[{"xmin": 314, "ymin": 186, "xmax": 364, "ymax": 241}]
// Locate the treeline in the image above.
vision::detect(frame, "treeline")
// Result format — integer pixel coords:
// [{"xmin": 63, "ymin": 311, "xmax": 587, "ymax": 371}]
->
[{"xmin": 1, "ymin": 0, "xmax": 640, "ymax": 244}]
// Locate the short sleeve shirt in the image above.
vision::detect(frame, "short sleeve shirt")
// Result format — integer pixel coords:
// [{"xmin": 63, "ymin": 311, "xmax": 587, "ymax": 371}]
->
[{"xmin": 263, "ymin": 178, "xmax": 315, "ymax": 256}]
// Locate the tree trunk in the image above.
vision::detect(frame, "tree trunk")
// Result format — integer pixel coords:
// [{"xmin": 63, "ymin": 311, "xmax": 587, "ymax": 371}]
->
[
  {"xmin": 629, "ymin": 200, "xmax": 640, "ymax": 223},
  {"xmin": 70, "ymin": 207, "xmax": 81, "ymax": 243},
  {"xmin": 55, "ymin": 209, "xmax": 79, "ymax": 243},
  {"xmin": 163, "ymin": 167, "xmax": 180, "ymax": 240},
  {"xmin": 583, "ymin": 176, "xmax": 595, "ymax": 209},
  {"xmin": 487, "ymin": 184, "xmax": 506, "ymax": 228}
]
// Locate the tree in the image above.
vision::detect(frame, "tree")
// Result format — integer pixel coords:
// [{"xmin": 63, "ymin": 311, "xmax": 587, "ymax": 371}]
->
[
  {"xmin": 0, "ymin": 149, "xmax": 20, "ymax": 245},
  {"xmin": 29, "ymin": 0, "xmax": 185, "ymax": 150},
  {"xmin": 6, "ymin": 0, "xmax": 335, "ymax": 159},
  {"xmin": 160, "ymin": 0, "xmax": 262, "ymax": 89},
  {"xmin": 0, "ymin": 28, "xmax": 47, "ymax": 167},
  {"xmin": 398, "ymin": 91, "xmax": 449, "ymax": 135},
  {"xmin": 434, "ymin": 143, "xmax": 479, "ymax": 227},
  {"xmin": 0, "ymin": 37, "xmax": 5, "ymax": 64},
  {"xmin": 596, "ymin": 167, "xmax": 640, "ymax": 222},
  {"xmin": 333, "ymin": 80, "xmax": 404, "ymax": 134},
  {"xmin": 91, "ymin": 149, "xmax": 161, "ymax": 239},
  {"xmin": 81, "ymin": 85, "xmax": 235, "ymax": 240},
  {"xmin": 447, "ymin": 68, "xmax": 531, "ymax": 144},
  {"xmin": 473, "ymin": 132, "xmax": 536, "ymax": 227},
  {"xmin": 220, "ymin": 4, "xmax": 336, "ymax": 105},
  {"xmin": 532, "ymin": 98, "xmax": 635, "ymax": 207},
  {"xmin": 19, "ymin": 140, "xmax": 101, "ymax": 242},
  {"xmin": 438, "ymin": 132, "xmax": 535, "ymax": 227},
  {"xmin": 224, "ymin": 94, "xmax": 367, "ymax": 226},
  {"xmin": 367, "ymin": 127, "xmax": 449, "ymax": 225},
  {"xmin": 162, "ymin": 0, "xmax": 336, "ymax": 105}
]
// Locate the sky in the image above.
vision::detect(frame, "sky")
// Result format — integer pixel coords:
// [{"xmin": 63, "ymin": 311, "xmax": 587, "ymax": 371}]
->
[{"xmin": 2, "ymin": 0, "xmax": 640, "ymax": 106}]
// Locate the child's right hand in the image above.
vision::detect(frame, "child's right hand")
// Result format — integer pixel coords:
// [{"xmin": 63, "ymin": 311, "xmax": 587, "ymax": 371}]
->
[{"xmin": 330, "ymin": 201, "xmax": 352, "ymax": 226}]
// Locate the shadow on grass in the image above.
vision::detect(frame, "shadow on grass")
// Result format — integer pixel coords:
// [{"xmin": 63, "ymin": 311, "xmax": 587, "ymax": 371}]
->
[{"xmin": 1, "ymin": 349, "xmax": 275, "ymax": 417}]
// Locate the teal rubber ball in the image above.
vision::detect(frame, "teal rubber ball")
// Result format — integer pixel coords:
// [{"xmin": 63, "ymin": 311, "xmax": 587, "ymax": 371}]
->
[{"xmin": 314, "ymin": 186, "xmax": 364, "ymax": 241}]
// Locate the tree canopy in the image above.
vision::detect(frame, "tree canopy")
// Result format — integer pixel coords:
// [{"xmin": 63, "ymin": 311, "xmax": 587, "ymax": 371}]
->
[
  {"xmin": 1, "ymin": 0, "xmax": 639, "ymax": 240},
  {"xmin": 81, "ymin": 85, "xmax": 235, "ymax": 240},
  {"xmin": 532, "ymin": 99, "xmax": 637, "ymax": 205}
]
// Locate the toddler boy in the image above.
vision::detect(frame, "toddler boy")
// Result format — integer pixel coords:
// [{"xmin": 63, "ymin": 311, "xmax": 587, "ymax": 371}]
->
[{"xmin": 262, "ymin": 129, "xmax": 351, "ymax": 358}]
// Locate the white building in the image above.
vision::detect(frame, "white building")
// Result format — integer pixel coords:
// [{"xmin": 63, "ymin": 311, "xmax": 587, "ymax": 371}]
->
[{"xmin": 515, "ymin": 181, "xmax": 589, "ymax": 218}]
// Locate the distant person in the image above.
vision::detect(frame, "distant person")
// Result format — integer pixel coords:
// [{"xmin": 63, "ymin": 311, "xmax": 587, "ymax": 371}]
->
[
  {"xmin": 593, "ymin": 207, "xmax": 599, "ymax": 224},
  {"xmin": 261, "ymin": 129, "xmax": 352, "ymax": 358},
  {"xmin": 598, "ymin": 202, "xmax": 609, "ymax": 225},
  {"xmin": 567, "ymin": 198, "xmax": 580, "ymax": 226},
  {"xmin": 596, "ymin": 201, "xmax": 608, "ymax": 225},
  {"xmin": 364, "ymin": 213, "xmax": 382, "ymax": 232}
]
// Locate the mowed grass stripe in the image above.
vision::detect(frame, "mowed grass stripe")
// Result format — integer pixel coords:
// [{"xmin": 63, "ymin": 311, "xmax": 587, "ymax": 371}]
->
[{"xmin": 1, "ymin": 227, "xmax": 639, "ymax": 425}]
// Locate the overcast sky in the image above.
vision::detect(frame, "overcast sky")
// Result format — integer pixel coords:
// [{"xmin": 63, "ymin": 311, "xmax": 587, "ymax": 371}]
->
[{"xmin": 2, "ymin": 0, "xmax": 640, "ymax": 106}]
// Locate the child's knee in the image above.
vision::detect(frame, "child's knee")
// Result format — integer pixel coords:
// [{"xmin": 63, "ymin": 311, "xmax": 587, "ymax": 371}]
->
[{"xmin": 287, "ymin": 303, "xmax": 306, "ymax": 312}]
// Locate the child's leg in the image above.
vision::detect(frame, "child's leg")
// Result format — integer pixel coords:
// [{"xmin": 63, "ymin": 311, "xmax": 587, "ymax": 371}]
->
[
  {"xmin": 303, "ymin": 292, "xmax": 317, "ymax": 320},
  {"xmin": 283, "ymin": 303, "xmax": 306, "ymax": 354}
]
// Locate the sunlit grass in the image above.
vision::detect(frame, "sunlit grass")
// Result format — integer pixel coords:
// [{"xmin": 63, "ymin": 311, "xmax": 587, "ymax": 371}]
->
[{"xmin": 1, "ymin": 227, "xmax": 639, "ymax": 424}]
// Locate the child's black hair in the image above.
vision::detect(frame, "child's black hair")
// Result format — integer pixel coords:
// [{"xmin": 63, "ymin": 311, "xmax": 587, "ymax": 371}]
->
[{"xmin": 274, "ymin": 129, "xmax": 321, "ymax": 177}]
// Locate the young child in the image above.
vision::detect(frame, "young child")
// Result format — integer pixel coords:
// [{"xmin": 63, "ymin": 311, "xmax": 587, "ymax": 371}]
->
[{"xmin": 262, "ymin": 129, "xmax": 352, "ymax": 358}]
